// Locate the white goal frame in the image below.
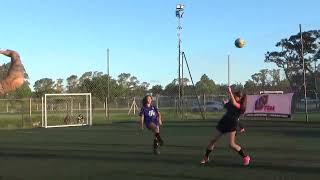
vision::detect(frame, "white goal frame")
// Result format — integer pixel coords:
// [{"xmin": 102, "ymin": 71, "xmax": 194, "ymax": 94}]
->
[
  {"xmin": 42, "ymin": 93, "xmax": 92, "ymax": 128},
  {"xmin": 260, "ymin": 91, "xmax": 284, "ymax": 94}
]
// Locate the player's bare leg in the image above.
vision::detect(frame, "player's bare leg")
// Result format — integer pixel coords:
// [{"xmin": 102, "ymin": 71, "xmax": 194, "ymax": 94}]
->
[
  {"xmin": 0, "ymin": 49, "xmax": 25, "ymax": 95},
  {"xmin": 227, "ymin": 131, "xmax": 250, "ymax": 166},
  {"xmin": 148, "ymin": 123, "xmax": 163, "ymax": 155},
  {"xmin": 200, "ymin": 131, "xmax": 223, "ymax": 164}
]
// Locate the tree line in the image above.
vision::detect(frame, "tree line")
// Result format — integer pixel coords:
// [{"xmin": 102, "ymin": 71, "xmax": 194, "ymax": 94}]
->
[{"xmin": 0, "ymin": 29, "xmax": 318, "ymax": 100}]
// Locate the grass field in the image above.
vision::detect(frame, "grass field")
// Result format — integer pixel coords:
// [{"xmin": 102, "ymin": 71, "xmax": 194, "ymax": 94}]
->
[{"xmin": 0, "ymin": 114, "xmax": 319, "ymax": 180}]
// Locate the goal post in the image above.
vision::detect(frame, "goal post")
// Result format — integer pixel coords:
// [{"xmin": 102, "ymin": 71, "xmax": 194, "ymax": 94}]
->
[
  {"xmin": 43, "ymin": 93, "xmax": 92, "ymax": 128},
  {"xmin": 260, "ymin": 90, "xmax": 283, "ymax": 94}
]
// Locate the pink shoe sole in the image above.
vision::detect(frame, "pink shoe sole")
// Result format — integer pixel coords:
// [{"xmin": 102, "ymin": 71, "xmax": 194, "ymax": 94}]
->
[{"xmin": 243, "ymin": 156, "xmax": 250, "ymax": 166}]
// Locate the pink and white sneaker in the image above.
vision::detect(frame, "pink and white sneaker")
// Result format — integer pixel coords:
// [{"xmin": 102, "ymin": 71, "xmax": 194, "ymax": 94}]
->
[
  {"xmin": 243, "ymin": 155, "xmax": 250, "ymax": 166},
  {"xmin": 200, "ymin": 156, "xmax": 209, "ymax": 164}
]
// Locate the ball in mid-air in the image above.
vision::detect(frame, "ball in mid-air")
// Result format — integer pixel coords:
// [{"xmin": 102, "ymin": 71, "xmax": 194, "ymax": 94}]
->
[{"xmin": 235, "ymin": 38, "xmax": 245, "ymax": 48}]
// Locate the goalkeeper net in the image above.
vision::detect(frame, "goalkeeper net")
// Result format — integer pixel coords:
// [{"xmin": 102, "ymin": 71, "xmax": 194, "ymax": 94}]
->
[{"xmin": 43, "ymin": 93, "xmax": 92, "ymax": 128}]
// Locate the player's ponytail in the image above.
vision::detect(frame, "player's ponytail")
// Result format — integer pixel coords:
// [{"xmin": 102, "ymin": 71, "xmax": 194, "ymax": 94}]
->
[
  {"xmin": 233, "ymin": 91, "xmax": 246, "ymax": 114},
  {"xmin": 239, "ymin": 94, "xmax": 247, "ymax": 114}
]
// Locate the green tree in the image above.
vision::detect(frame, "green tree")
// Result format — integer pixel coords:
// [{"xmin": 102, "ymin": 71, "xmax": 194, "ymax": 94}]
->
[
  {"xmin": 117, "ymin": 73, "xmax": 131, "ymax": 88},
  {"xmin": 79, "ymin": 72, "xmax": 93, "ymax": 86},
  {"xmin": 195, "ymin": 74, "xmax": 217, "ymax": 96},
  {"xmin": 116, "ymin": 73, "xmax": 145, "ymax": 98},
  {"xmin": 87, "ymin": 74, "xmax": 118, "ymax": 101},
  {"xmin": 269, "ymin": 69, "xmax": 281, "ymax": 86},
  {"xmin": 163, "ymin": 80, "xmax": 178, "ymax": 96},
  {"xmin": 132, "ymin": 82, "xmax": 149, "ymax": 97},
  {"xmin": 150, "ymin": 85, "xmax": 163, "ymax": 95},
  {"xmin": 7, "ymin": 82, "xmax": 32, "ymax": 98},
  {"xmin": 244, "ymin": 80, "xmax": 257, "ymax": 94},
  {"xmin": 66, "ymin": 75, "xmax": 79, "ymax": 93},
  {"xmin": 251, "ymin": 69, "xmax": 269, "ymax": 89},
  {"xmin": 117, "ymin": 73, "xmax": 131, "ymax": 97},
  {"xmin": 265, "ymin": 29, "xmax": 320, "ymax": 90},
  {"xmin": 54, "ymin": 78, "xmax": 64, "ymax": 93},
  {"xmin": 33, "ymin": 78, "xmax": 55, "ymax": 97}
]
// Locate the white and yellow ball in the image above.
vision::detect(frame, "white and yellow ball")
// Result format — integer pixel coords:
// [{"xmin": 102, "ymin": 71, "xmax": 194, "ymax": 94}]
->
[{"xmin": 235, "ymin": 38, "xmax": 245, "ymax": 48}]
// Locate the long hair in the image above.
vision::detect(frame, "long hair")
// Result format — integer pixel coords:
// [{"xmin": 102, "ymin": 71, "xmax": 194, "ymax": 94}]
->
[
  {"xmin": 234, "ymin": 91, "xmax": 247, "ymax": 114},
  {"xmin": 142, "ymin": 95, "xmax": 152, "ymax": 106}
]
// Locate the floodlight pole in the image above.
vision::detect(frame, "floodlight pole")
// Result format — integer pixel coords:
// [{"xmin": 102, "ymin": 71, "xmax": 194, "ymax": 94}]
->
[
  {"xmin": 228, "ymin": 54, "xmax": 230, "ymax": 86},
  {"xmin": 300, "ymin": 24, "xmax": 309, "ymax": 123},
  {"xmin": 176, "ymin": 4, "xmax": 184, "ymax": 119}
]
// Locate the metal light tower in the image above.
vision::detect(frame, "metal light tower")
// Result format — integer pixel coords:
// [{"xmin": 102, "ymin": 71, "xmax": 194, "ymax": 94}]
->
[
  {"xmin": 228, "ymin": 54, "xmax": 230, "ymax": 86},
  {"xmin": 174, "ymin": 4, "xmax": 205, "ymax": 120},
  {"xmin": 176, "ymin": 4, "xmax": 184, "ymax": 117},
  {"xmin": 299, "ymin": 24, "xmax": 309, "ymax": 123}
]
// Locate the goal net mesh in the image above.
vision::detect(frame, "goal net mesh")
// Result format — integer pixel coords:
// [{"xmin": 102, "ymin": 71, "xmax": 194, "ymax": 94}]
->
[{"xmin": 43, "ymin": 93, "xmax": 92, "ymax": 128}]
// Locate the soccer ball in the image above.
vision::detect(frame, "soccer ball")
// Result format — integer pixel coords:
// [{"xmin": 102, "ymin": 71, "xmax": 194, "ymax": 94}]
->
[{"xmin": 235, "ymin": 38, "xmax": 245, "ymax": 48}]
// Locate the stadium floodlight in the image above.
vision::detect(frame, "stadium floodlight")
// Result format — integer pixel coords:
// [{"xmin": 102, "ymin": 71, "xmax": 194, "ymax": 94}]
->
[
  {"xmin": 176, "ymin": 3, "xmax": 184, "ymax": 119},
  {"xmin": 176, "ymin": 4, "xmax": 184, "ymax": 18}
]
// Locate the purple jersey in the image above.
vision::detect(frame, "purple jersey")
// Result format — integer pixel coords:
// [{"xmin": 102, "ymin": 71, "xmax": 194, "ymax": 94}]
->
[{"xmin": 139, "ymin": 105, "xmax": 159, "ymax": 125}]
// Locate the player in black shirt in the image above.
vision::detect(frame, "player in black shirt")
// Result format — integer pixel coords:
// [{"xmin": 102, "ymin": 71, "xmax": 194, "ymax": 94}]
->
[{"xmin": 200, "ymin": 87, "xmax": 250, "ymax": 166}]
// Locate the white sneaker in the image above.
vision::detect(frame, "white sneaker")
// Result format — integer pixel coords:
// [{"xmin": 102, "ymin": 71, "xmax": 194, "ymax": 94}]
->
[{"xmin": 200, "ymin": 156, "xmax": 209, "ymax": 164}]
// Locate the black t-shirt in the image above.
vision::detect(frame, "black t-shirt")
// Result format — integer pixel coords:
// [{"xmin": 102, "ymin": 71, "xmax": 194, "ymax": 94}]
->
[{"xmin": 221, "ymin": 101, "xmax": 241, "ymax": 123}]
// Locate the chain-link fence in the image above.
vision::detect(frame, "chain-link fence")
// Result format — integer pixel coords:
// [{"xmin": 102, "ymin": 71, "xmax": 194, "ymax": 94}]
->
[
  {"xmin": 2, "ymin": 68, "xmax": 320, "ymax": 128},
  {"xmin": 0, "ymin": 98, "xmax": 34, "ymax": 129},
  {"xmin": 292, "ymin": 90, "xmax": 320, "ymax": 112},
  {"xmin": 2, "ymin": 89, "xmax": 320, "ymax": 129},
  {"xmin": 0, "ymin": 93, "xmax": 228, "ymax": 129}
]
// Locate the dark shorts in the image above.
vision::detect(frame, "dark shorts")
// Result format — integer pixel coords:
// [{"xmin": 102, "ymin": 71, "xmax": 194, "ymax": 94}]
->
[
  {"xmin": 144, "ymin": 120, "xmax": 158, "ymax": 129},
  {"xmin": 216, "ymin": 119, "xmax": 237, "ymax": 134}
]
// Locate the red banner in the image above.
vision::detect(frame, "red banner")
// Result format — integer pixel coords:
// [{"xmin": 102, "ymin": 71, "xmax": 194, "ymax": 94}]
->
[{"xmin": 244, "ymin": 93, "xmax": 294, "ymax": 117}]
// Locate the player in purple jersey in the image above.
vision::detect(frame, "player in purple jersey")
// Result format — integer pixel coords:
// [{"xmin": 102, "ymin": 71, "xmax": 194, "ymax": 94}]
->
[
  {"xmin": 200, "ymin": 87, "xmax": 251, "ymax": 166},
  {"xmin": 139, "ymin": 95, "xmax": 164, "ymax": 154}
]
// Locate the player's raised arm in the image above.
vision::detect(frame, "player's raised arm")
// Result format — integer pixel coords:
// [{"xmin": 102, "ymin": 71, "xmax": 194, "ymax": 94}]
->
[
  {"xmin": 0, "ymin": 49, "xmax": 25, "ymax": 95},
  {"xmin": 228, "ymin": 87, "xmax": 240, "ymax": 109}
]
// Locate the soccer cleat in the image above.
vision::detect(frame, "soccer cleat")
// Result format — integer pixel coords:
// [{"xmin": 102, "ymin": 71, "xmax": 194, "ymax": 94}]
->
[
  {"xmin": 200, "ymin": 156, "xmax": 209, "ymax": 164},
  {"xmin": 153, "ymin": 148, "xmax": 160, "ymax": 155},
  {"xmin": 240, "ymin": 128, "xmax": 245, "ymax": 133},
  {"xmin": 153, "ymin": 139, "xmax": 159, "ymax": 148},
  {"xmin": 243, "ymin": 155, "xmax": 250, "ymax": 166}
]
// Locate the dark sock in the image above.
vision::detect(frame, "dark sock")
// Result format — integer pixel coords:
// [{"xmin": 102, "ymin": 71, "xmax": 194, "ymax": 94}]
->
[
  {"xmin": 155, "ymin": 133, "xmax": 161, "ymax": 140},
  {"xmin": 153, "ymin": 139, "xmax": 158, "ymax": 149},
  {"xmin": 238, "ymin": 149, "xmax": 246, "ymax": 158},
  {"xmin": 205, "ymin": 148, "xmax": 212, "ymax": 157},
  {"xmin": 155, "ymin": 133, "xmax": 163, "ymax": 144}
]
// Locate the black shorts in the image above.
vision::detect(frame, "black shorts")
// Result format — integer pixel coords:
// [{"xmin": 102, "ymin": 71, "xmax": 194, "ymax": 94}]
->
[{"xmin": 216, "ymin": 119, "xmax": 237, "ymax": 134}]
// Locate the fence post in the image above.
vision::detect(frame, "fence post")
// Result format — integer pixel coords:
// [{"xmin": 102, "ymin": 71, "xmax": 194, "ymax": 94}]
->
[
  {"xmin": 105, "ymin": 97, "xmax": 108, "ymax": 119},
  {"xmin": 71, "ymin": 98, "xmax": 73, "ymax": 116},
  {"xmin": 29, "ymin": 98, "xmax": 32, "ymax": 122},
  {"xmin": 156, "ymin": 95, "xmax": 159, "ymax": 108}
]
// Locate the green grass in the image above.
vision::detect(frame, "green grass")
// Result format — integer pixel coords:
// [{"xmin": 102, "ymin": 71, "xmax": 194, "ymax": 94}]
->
[
  {"xmin": 0, "ymin": 116, "xmax": 319, "ymax": 180},
  {"xmin": 1, "ymin": 108, "xmax": 320, "ymax": 129}
]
